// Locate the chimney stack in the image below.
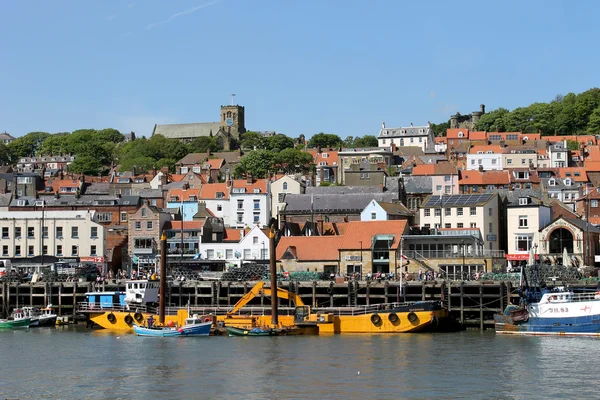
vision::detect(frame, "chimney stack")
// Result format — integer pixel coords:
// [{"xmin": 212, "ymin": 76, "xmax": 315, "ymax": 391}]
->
[{"xmin": 246, "ymin": 174, "xmax": 253, "ymax": 185}]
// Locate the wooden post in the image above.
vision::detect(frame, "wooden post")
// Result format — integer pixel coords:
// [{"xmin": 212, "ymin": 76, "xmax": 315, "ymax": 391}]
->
[
  {"xmin": 460, "ymin": 282, "xmax": 464, "ymax": 325},
  {"xmin": 499, "ymin": 282, "xmax": 504, "ymax": 314},
  {"xmin": 366, "ymin": 281, "xmax": 370, "ymax": 306},
  {"xmin": 447, "ymin": 281, "xmax": 451, "ymax": 312},
  {"xmin": 421, "ymin": 281, "xmax": 426, "ymax": 301},
  {"xmin": 194, "ymin": 283, "xmax": 198, "ymax": 307},
  {"xmin": 506, "ymin": 281, "xmax": 512, "ymax": 307},
  {"xmin": 227, "ymin": 281, "xmax": 231, "ymax": 307},
  {"xmin": 44, "ymin": 283, "xmax": 48, "ymax": 308},
  {"xmin": 58, "ymin": 283, "xmax": 63, "ymax": 316},
  {"xmin": 312, "ymin": 281, "xmax": 316, "ymax": 308},
  {"xmin": 479, "ymin": 283, "xmax": 484, "ymax": 331},
  {"xmin": 384, "ymin": 282, "xmax": 389, "ymax": 304}
]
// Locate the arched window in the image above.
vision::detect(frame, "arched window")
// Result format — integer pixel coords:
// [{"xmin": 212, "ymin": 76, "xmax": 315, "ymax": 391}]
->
[
  {"xmin": 283, "ymin": 182, "xmax": 288, "ymax": 190},
  {"xmin": 227, "ymin": 111, "xmax": 232, "ymax": 118}
]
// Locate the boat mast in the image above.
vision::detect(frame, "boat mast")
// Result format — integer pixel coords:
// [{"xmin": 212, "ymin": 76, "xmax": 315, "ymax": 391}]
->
[
  {"xmin": 269, "ymin": 218, "xmax": 278, "ymax": 327},
  {"xmin": 159, "ymin": 231, "xmax": 167, "ymax": 324}
]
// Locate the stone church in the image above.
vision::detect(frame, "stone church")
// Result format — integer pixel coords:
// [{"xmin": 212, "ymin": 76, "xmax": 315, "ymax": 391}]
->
[{"xmin": 151, "ymin": 104, "xmax": 246, "ymax": 150}]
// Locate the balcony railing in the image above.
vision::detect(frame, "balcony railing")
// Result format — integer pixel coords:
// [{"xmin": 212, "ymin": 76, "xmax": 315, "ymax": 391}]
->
[
  {"xmin": 167, "ymin": 248, "xmax": 198, "ymax": 255},
  {"xmin": 404, "ymin": 249, "xmax": 505, "ymax": 259},
  {"xmin": 167, "ymin": 238, "xmax": 199, "ymax": 243}
]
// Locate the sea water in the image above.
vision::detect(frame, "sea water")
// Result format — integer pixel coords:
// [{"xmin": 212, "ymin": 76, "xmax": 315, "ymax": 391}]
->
[{"xmin": 0, "ymin": 326, "xmax": 597, "ymax": 399}]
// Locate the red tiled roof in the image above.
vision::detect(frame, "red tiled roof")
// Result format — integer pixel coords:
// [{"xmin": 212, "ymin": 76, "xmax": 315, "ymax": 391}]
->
[
  {"xmin": 469, "ymin": 131, "xmax": 487, "ymax": 140},
  {"xmin": 232, "ymin": 178, "xmax": 267, "ymax": 193},
  {"xmin": 41, "ymin": 179, "xmax": 81, "ymax": 193},
  {"xmin": 206, "ymin": 159, "xmax": 224, "ymax": 169},
  {"xmin": 468, "ymin": 145, "xmax": 505, "ymax": 154},
  {"xmin": 340, "ymin": 220, "xmax": 408, "ymax": 250},
  {"xmin": 276, "ymin": 236, "xmax": 343, "ymax": 261},
  {"xmin": 446, "ymin": 128, "xmax": 469, "ymax": 139},
  {"xmin": 545, "ymin": 135, "xmax": 597, "ymax": 145},
  {"xmin": 557, "ymin": 167, "xmax": 588, "ymax": 182},
  {"xmin": 166, "ymin": 220, "xmax": 205, "ymax": 230},
  {"xmin": 412, "ymin": 162, "xmax": 457, "ymax": 176},
  {"xmin": 199, "ymin": 183, "xmax": 229, "ymax": 200},
  {"xmin": 460, "ymin": 170, "xmax": 510, "ymax": 185},
  {"xmin": 168, "ymin": 188, "xmax": 201, "ymax": 201}
]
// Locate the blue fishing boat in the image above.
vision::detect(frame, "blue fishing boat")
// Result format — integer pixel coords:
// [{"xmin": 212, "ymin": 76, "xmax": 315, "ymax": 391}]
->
[
  {"xmin": 133, "ymin": 314, "xmax": 212, "ymax": 337},
  {"xmin": 495, "ymin": 263, "xmax": 600, "ymax": 336}
]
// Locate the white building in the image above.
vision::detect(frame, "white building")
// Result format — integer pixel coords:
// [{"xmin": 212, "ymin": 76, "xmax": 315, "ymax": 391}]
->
[
  {"xmin": 0, "ymin": 210, "xmax": 105, "ymax": 263},
  {"xmin": 506, "ymin": 195, "xmax": 552, "ymax": 262},
  {"xmin": 270, "ymin": 175, "xmax": 304, "ymax": 220},
  {"xmin": 198, "ymin": 225, "xmax": 270, "ymax": 268},
  {"xmin": 229, "ymin": 178, "xmax": 270, "ymax": 228},
  {"xmin": 466, "ymin": 147, "xmax": 503, "ymax": 171},
  {"xmin": 419, "ymin": 193, "xmax": 501, "ymax": 252},
  {"xmin": 199, "ymin": 183, "xmax": 232, "ymax": 225},
  {"xmin": 377, "ymin": 122, "xmax": 434, "ymax": 152},
  {"xmin": 549, "ymin": 141, "xmax": 569, "ymax": 168}
]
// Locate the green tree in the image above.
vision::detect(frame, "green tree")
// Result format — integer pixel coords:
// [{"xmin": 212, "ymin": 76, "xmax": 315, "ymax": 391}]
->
[
  {"xmin": 233, "ymin": 150, "xmax": 275, "ymax": 178},
  {"xmin": 38, "ymin": 133, "xmax": 70, "ymax": 156},
  {"xmin": 266, "ymin": 134, "xmax": 294, "ymax": 152},
  {"xmin": 353, "ymin": 135, "xmax": 378, "ymax": 148},
  {"xmin": 8, "ymin": 131, "xmax": 51, "ymax": 158},
  {"xmin": 118, "ymin": 156, "xmax": 156, "ymax": 173},
  {"xmin": 566, "ymin": 140, "xmax": 580, "ymax": 151},
  {"xmin": 307, "ymin": 133, "xmax": 342, "ymax": 149},
  {"xmin": 430, "ymin": 121, "xmax": 450, "ymax": 136},
  {"xmin": 188, "ymin": 136, "xmax": 222, "ymax": 153},
  {"xmin": 274, "ymin": 148, "xmax": 314, "ymax": 174},
  {"xmin": 474, "ymin": 108, "xmax": 510, "ymax": 131},
  {"xmin": 68, "ymin": 155, "xmax": 104, "ymax": 175},
  {"xmin": 0, "ymin": 143, "xmax": 11, "ymax": 165},
  {"xmin": 240, "ymin": 131, "xmax": 266, "ymax": 150},
  {"xmin": 587, "ymin": 106, "xmax": 600, "ymax": 134}
]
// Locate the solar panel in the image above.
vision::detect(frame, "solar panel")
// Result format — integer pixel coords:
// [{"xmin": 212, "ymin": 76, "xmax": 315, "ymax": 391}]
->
[{"xmin": 423, "ymin": 193, "xmax": 493, "ymax": 207}]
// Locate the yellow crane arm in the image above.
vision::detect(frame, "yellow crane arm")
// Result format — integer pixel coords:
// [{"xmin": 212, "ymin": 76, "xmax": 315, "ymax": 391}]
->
[
  {"xmin": 226, "ymin": 281, "xmax": 265, "ymax": 316},
  {"xmin": 263, "ymin": 287, "xmax": 305, "ymax": 307},
  {"xmin": 226, "ymin": 281, "xmax": 304, "ymax": 316}
]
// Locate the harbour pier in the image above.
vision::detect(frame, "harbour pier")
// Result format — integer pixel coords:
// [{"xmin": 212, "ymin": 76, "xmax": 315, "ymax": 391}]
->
[{"xmin": 2, "ymin": 279, "xmax": 598, "ymax": 329}]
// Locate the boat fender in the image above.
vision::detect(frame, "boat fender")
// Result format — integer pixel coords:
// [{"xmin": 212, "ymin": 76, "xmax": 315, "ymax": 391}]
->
[
  {"xmin": 217, "ymin": 321, "xmax": 224, "ymax": 328},
  {"xmin": 370, "ymin": 313, "xmax": 382, "ymax": 325},
  {"xmin": 407, "ymin": 312, "xmax": 418, "ymax": 323},
  {"xmin": 327, "ymin": 283, "xmax": 334, "ymax": 294},
  {"xmin": 134, "ymin": 312, "xmax": 143, "ymax": 322},
  {"xmin": 107, "ymin": 313, "xmax": 116, "ymax": 323},
  {"xmin": 388, "ymin": 312, "xmax": 399, "ymax": 323},
  {"xmin": 202, "ymin": 317, "xmax": 212, "ymax": 323},
  {"xmin": 124, "ymin": 315, "xmax": 133, "ymax": 325}
]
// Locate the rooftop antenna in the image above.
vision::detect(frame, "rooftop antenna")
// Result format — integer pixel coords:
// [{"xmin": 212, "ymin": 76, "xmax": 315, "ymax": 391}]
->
[{"xmin": 230, "ymin": 93, "xmax": 236, "ymax": 106}]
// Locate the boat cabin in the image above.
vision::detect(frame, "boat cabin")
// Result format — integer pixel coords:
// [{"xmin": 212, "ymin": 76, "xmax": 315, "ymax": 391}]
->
[
  {"xmin": 185, "ymin": 314, "xmax": 210, "ymax": 326},
  {"xmin": 85, "ymin": 291, "xmax": 126, "ymax": 308},
  {"xmin": 124, "ymin": 280, "xmax": 159, "ymax": 305}
]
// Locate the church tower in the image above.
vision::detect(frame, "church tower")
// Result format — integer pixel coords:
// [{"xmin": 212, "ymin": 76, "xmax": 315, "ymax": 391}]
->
[{"xmin": 220, "ymin": 103, "xmax": 246, "ymax": 149}]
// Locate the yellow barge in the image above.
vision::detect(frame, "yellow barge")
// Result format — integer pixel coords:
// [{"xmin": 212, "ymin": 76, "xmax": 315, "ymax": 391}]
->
[{"xmin": 79, "ymin": 280, "xmax": 450, "ymax": 334}]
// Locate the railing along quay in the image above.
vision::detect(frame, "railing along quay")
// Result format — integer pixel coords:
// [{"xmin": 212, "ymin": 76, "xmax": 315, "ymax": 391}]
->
[{"xmin": 2, "ymin": 279, "xmax": 599, "ymax": 330}]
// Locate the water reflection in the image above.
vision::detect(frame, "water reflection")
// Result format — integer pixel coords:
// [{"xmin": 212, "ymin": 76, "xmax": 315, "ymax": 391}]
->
[{"xmin": 2, "ymin": 328, "xmax": 600, "ymax": 399}]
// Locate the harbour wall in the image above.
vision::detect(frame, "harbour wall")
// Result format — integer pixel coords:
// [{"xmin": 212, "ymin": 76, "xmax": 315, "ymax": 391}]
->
[{"xmin": 2, "ymin": 280, "xmax": 598, "ymax": 329}]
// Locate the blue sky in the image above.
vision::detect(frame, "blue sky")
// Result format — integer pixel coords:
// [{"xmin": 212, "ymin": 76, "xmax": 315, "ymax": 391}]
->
[{"xmin": 0, "ymin": 0, "xmax": 598, "ymax": 139}]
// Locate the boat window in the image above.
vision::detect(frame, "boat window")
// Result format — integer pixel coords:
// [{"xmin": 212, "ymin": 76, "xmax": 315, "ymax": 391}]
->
[
  {"xmin": 134, "ymin": 283, "xmax": 138, "ymax": 289},
  {"xmin": 141, "ymin": 283, "xmax": 146, "ymax": 289}
]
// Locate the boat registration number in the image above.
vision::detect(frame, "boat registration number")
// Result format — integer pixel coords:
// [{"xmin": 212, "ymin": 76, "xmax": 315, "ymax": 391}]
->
[{"xmin": 548, "ymin": 307, "xmax": 569, "ymax": 313}]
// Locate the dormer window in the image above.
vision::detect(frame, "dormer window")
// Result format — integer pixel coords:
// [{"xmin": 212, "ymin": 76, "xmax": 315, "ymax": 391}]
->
[
  {"xmin": 458, "ymin": 131, "xmax": 464, "ymax": 138},
  {"xmin": 519, "ymin": 197, "xmax": 529, "ymax": 206},
  {"xmin": 574, "ymin": 172, "xmax": 581, "ymax": 177},
  {"xmin": 253, "ymin": 188, "xmax": 260, "ymax": 193},
  {"xmin": 564, "ymin": 178, "xmax": 572, "ymax": 186},
  {"xmin": 486, "ymin": 151, "xmax": 493, "ymax": 154},
  {"xmin": 549, "ymin": 179, "xmax": 556, "ymax": 186},
  {"xmin": 477, "ymin": 151, "xmax": 484, "ymax": 154},
  {"xmin": 322, "ymin": 153, "xmax": 328, "ymax": 158},
  {"xmin": 189, "ymin": 195, "xmax": 197, "ymax": 201},
  {"xmin": 215, "ymin": 192, "xmax": 224, "ymax": 199},
  {"xmin": 170, "ymin": 196, "xmax": 178, "ymax": 202}
]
